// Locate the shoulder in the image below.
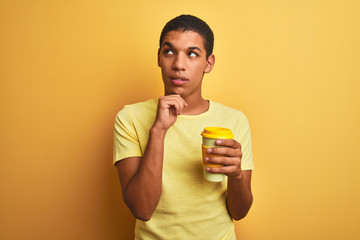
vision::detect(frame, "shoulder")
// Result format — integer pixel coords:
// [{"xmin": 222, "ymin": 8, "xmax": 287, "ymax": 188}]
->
[
  {"xmin": 115, "ymin": 99, "xmax": 158, "ymax": 129},
  {"xmin": 209, "ymin": 101, "xmax": 252, "ymax": 147},
  {"xmin": 116, "ymin": 99, "xmax": 157, "ymax": 117},
  {"xmin": 210, "ymin": 100, "xmax": 248, "ymax": 120},
  {"xmin": 123, "ymin": 98, "xmax": 157, "ymax": 112}
]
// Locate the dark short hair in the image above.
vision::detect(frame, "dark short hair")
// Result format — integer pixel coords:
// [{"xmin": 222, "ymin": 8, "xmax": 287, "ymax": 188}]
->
[{"xmin": 159, "ymin": 15, "xmax": 214, "ymax": 59}]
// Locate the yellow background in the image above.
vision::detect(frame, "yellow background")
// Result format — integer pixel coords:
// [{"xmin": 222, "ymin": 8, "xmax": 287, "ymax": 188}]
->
[{"xmin": 1, "ymin": 0, "xmax": 359, "ymax": 239}]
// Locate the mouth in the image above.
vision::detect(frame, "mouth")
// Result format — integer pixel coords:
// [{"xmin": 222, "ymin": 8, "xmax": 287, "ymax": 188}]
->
[{"xmin": 169, "ymin": 76, "xmax": 188, "ymax": 85}]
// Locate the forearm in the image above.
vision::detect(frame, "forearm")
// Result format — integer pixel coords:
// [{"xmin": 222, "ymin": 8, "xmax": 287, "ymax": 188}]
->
[
  {"xmin": 124, "ymin": 127, "xmax": 166, "ymax": 221},
  {"xmin": 226, "ymin": 170, "xmax": 253, "ymax": 221}
]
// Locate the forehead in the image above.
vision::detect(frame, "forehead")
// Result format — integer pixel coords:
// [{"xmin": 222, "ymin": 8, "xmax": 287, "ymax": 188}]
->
[{"xmin": 161, "ymin": 30, "xmax": 205, "ymax": 50}]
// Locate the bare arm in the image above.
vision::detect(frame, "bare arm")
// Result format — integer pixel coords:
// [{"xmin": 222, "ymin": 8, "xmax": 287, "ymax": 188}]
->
[
  {"xmin": 116, "ymin": 95, "xmax": 187, "ymax": 221},
  {"xmin": 204, "ymin": 139, "xmax": 253, "ymax": 220},
  {"xmin": 226, "ymin": 170, "xmax": 253, "ymax": 220}
]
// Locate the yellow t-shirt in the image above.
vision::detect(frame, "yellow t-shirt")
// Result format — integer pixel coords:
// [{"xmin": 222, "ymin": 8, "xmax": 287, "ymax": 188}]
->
[{"xmin": 113, "ymin": 99, "xmax": 254, "ymax": 240}]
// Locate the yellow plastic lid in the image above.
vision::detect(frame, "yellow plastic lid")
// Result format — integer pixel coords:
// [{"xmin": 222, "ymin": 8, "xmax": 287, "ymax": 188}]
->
[{"xmin": 201, "ymin": 127, "xmax": 234, "ymax": 139}]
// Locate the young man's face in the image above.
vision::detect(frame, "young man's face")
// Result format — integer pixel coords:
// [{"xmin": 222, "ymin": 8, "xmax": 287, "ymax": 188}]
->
[{"xmin": 158, "ymin": 30, "xmax": 214, "ymax": 99}]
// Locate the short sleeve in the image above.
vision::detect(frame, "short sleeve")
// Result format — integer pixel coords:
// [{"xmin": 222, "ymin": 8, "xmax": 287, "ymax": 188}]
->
[
  {"xmin": 113, "ymin": 107, "xmax": 142, "ymax": 165},
  {"xmin": 239, "ymin": 116, "xmax": 254, "ymax": 170}
]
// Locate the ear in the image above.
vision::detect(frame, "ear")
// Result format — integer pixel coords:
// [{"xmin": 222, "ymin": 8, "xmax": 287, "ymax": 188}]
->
[
  {"xmin": 157, "ymin": 48, "xmax": 161, "ymax": 67},
  {"xmin": 204, "ymin": 54, "xmax": 215, "ymax": 73}
]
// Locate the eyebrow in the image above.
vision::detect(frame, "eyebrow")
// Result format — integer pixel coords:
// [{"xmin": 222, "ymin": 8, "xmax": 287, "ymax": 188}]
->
[
  {"xmin": 163, "ymin": 42, "xmax": 173, "ymax": 48},
  {"xmin": 163, "ymin": 41, "xmax": 202, "ymax": 52},
  {"xmin": 189, "ymin": 46, "xmax": 201, "ymax": 52}
]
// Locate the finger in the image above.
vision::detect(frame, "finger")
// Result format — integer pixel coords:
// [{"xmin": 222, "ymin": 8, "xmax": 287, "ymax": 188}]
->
[
  {"xmin": 171, "ymin": 95, "xmax": 188, "ymax": 113},
  {"xmin": 205, "ymin": 156, "xmax": 240, "ymax": 166},
  {"xmin": 207, "ymin": 147, "xmax": 242, "ymax": 158},
  {"xmin": 177, "ymin": 95, "xmax": 188, "ymax": 108},
  {"xmin": 173, "ymin": 100, "xmax": 185, "ymax": 115},
  {"xmin": 169, "ymin": 106, "xmax": 177, "ymax": 117},
  {"xmin": 206, "ymin": 165, "xmax": 241, "ymax": 175},
  {"xmin": 169, "ymin": 101, "xmax": 181, "ymax": 115},
  {"xmin": 215, "ymin": 139, "xmax": 241, "ymax": 149},
  {"xmin": 160, "ymin": 97, "xmax": 181, "ymax": 115},
  {"xmin": 167, "ymin": 95, "xmax": 188, "ymax": 109},
  {"xmin": 162, "ymin": 95, "xmax": 187, "ymax": 114}
]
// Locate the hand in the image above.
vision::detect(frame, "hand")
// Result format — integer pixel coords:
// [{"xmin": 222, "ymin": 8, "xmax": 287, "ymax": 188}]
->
[
  {"xmin": 152, "ymin": 95, "xmax": 187, "ymax": 132},
  {"xmin": 204, "ymin": 139, "xmax": 243, "ymax": 179}
]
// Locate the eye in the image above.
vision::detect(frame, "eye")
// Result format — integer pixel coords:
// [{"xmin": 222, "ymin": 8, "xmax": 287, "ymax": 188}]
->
[
  {"xmin": 164, "ymin": 49, "xmax": 174, "ymax": 55},
  {"xmin": 189, "ymin": 52, "xmax": 198, "ymax": 57}
]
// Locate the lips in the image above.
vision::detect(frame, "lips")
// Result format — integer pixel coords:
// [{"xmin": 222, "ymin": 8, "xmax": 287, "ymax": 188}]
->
[{"xmin": 170, "ymin": 76, "xmax": 188, "ymax": 86}]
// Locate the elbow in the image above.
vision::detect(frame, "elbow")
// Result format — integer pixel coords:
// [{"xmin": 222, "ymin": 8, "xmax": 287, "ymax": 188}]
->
[
  {"xmin": 123, "ymin": 196, "xmax": 158, "ymax": 221},
  {"xmin": 126, "ymin": 200, "xmax": 155, "ymax": 222},
  {"xmin": 131, "ymin": 209, "xmax": 153, "ymax": 222},
  {"xmin": 232, "ymin": 209, "xmax": 250, "ymax": 221},
  {"xmin": 230, "ymin": 196, "xmax": 253, "ymax": 221}
]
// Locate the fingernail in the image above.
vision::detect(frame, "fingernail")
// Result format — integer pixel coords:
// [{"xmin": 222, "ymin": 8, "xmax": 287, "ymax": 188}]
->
[
  {"xmin": 216, "ymin": 140, "xmax": 222, "ymax": 144},
  {"xmin": 204, "ymin": 157, "xmax": 209, "ymax": 162},
  {"xmin": 207, "ymin": 148, "xmax": 212, "ymax": 153}
]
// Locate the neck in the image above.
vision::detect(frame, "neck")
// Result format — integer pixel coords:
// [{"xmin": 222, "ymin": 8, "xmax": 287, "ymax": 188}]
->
[{"xmin": 181, "ymin": 95, "xmax": 209, "ymax": 115}]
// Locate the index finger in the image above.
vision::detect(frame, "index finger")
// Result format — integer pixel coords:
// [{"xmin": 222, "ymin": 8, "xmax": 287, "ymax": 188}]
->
[
  {"xmin": 172, "ymin": 94, "xmax": 188, "ymax": 108},
  {"xmin": 215, "ymin": 139, "xmax": 241, "ymax": 149},
  {"xmin": 167, "ymin": 95, "xmax": 188, "ymax": 110},
  {"xmin": 161, "ymin": 95, "xmax": 188, "ymax": 114}
]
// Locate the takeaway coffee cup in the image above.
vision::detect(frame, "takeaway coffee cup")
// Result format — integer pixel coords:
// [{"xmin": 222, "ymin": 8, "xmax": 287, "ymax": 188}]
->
[{"xmin": 201, "ymin": 127, "xmax": 234, "ymax": 182}]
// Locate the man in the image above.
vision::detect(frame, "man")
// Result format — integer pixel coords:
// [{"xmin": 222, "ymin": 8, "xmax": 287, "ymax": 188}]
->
[{"xmin": 113, "ymin": 15, "xmax": 254, "ymax": 240}]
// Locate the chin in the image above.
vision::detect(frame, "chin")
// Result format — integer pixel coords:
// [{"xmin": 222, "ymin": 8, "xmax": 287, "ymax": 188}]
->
[{"xmin": 165, "ymin": 89, "xmax": 183, "ymax": 96}]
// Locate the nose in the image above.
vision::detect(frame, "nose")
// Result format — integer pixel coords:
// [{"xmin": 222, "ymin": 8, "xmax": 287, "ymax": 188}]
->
[{"xmin": 172, "ymin": 53, "xmax": 186, "ymax": 71}]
